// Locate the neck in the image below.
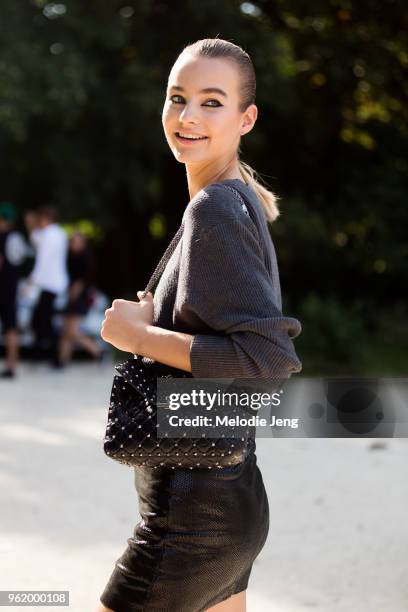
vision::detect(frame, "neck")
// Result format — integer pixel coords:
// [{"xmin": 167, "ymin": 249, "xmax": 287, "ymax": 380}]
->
[{"xmin": 185, "ymin": 155, "xmax": 244, "ymax": 202}]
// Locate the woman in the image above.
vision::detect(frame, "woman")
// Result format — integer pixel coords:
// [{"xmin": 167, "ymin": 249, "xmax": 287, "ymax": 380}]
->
[
  {"xmin": 98, "ymin": 38, "xmax": 302, "ymax": 612},
  {"xmin": 57, "ymin": 231, "xmax": 101, "ymax": 367}
]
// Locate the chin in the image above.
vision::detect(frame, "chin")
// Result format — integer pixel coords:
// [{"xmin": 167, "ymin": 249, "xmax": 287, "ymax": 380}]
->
[{"xmin": 173, "ymin": 149, "xmax": 203, "ymax": 163}]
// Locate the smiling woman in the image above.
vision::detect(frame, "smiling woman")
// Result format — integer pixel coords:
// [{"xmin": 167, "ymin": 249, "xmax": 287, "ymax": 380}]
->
[{"xmin": 98, "ymin": 37, "xmax": 302, "ymax": 612}]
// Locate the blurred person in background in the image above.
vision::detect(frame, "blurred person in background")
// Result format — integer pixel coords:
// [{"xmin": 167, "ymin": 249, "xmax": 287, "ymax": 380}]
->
[
  {"xmin": 25, "ymin": 205, "xmax": 69, "ymax": 365},
  {"xmin": 0, "ymin": 201, "xmax": 28, "ymax": 378},
  {"xmin": 56, "ymin": 231, "xmax": 102, "ymax": 368},
  {"xmin": 23, "ymin": 209, "xmax": 41, "ymax": 249}
]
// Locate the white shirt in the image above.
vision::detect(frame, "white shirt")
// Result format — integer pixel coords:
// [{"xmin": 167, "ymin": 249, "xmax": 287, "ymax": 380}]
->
[
  {"xmin": 4, "ymin": 231, "xmax": 28, "ymax": 266},
  {"xmin": 30, "ymin": 223, "xmax": 69, "ymax": 294}
]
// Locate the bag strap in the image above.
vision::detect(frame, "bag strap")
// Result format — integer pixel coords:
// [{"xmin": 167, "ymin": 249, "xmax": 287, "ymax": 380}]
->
[{"xmin": 139, "ymin": 222, "xmax": 184, "ymax": 299}]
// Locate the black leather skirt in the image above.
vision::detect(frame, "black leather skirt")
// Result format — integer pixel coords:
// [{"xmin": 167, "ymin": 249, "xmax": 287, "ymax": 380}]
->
[{"xmin": 100, "ymin": 438, "xmax": 269, "ymax": 612}]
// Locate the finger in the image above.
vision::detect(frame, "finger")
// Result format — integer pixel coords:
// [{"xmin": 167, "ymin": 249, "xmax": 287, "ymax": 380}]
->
[{"xmin": 140, "ymin": 291, "xmax": 152, "ymax": 299}]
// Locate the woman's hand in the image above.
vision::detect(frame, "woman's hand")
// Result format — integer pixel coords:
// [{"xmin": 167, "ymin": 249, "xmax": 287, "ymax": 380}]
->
[{"xmin": 100, "ymin": 291, "xmax": 154, "ymax": 354}]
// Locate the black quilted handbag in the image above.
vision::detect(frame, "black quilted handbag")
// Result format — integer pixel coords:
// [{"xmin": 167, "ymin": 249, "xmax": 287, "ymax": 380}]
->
[{"xmin": 103, "ymin": 185, "xmax": 257, "ymax": 470}]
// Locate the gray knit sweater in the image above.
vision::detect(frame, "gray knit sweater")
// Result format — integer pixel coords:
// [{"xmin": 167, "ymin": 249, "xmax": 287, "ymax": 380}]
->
[{"xmin": 142, "ymin": 178, "xmax": 302, "ymax": 379}]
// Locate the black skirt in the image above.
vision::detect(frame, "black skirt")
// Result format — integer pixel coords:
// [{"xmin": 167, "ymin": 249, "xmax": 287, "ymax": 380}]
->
[{"xmin": 100, "ymin": 438, "xmax": 269, "ymax": 612}]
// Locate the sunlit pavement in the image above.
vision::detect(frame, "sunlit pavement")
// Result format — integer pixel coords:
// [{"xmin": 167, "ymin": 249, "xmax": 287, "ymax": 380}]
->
[{"xmin": 1, "ymin": 362, "xmax": 407, "ymax": 611}]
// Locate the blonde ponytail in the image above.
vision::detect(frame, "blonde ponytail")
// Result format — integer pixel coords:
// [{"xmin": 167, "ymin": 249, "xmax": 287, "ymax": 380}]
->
[{"xmin": 238, "ymin": 160, "xmax": 280, "ymax": 223}]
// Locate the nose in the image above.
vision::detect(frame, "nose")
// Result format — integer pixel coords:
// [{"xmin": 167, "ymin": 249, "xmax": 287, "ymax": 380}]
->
[{"xmin": 178, "ymin": 103, "xmax": 199, "ymax": 124}]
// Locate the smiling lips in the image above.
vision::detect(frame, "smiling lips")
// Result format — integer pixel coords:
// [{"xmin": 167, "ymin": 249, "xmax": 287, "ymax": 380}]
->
[{"xmin": 175, "ymin": 131, "xmax": 208, "ymax": 143}]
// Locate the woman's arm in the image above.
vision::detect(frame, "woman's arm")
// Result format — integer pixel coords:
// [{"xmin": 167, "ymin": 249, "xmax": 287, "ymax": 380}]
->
[
  {"xmin": 139, "ymin": 325, "xmax": 193, "ymax": 373},
  {"xmin": 173, "ymin": 186, "xmax": 302, "ymax": 380},
  {"xmin": 101, "ymin": 292, "xmax": 193, "ymax": 373}
]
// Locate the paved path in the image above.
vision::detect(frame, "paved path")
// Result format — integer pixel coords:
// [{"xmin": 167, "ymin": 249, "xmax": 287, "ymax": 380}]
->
[{"xmin": 1, "ymin": 363, "xmax": 407, "ymax": 611}]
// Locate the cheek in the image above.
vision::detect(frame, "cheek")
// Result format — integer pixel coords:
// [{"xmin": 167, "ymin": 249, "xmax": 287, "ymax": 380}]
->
[
  {"xmin": 211, "ymin": 114, "xmax": 239, "ymax": 143},
  {"xmin": 211, "ymin": 107, "xmax": 237, "ymax": 127},
  {"xmin": 162, "ymin": 105, "xmax": 174, "ymax": 129}
]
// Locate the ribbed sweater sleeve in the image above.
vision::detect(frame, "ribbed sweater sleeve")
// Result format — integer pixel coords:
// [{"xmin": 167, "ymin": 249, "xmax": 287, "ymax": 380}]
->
[{"xmin": 175, "ymin": 185, "xmax": 302, "ymax": 380}]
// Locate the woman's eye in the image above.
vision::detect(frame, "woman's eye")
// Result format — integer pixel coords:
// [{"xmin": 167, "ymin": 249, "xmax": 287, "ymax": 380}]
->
[
  {"xmin": 203, "ymin": 99, "xmax": 222, "ymax": 107},
  {"xmin": 169, "ymin": 95, "xmax": 222, "ymax": 107}
]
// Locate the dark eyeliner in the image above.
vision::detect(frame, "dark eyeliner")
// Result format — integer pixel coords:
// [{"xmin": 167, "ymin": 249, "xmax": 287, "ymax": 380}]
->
[{"xmin": 169, "ymin": 95, "xmax": 222, "ymax": 107}]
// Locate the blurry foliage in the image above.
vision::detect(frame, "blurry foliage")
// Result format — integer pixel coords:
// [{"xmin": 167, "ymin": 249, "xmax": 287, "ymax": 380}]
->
[
  {"xmin": 296, "ymin": 292, "xmax": 368, "ymax": 372},
  {"xmin": 62, "ymin": 219, "xmax": 104, "ymax": 240},
  {"xmin": 148, "ymin": 213, "xmax": 167, "ymax": 239},
  {"xmin": 0, "ymin": 0, "xmax": 407, "ymax": 373}
]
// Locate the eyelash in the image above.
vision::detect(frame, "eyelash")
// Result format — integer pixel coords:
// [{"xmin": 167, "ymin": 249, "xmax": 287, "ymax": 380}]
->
[{"xmin": 169, "ymin": 95, "xmax": 222, "ymax": 107}]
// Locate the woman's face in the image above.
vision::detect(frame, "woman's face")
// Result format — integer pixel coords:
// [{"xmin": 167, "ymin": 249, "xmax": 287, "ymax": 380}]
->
[{"xmin": 162, "ymin": 54, "xmax": 257, "ymax": 166}]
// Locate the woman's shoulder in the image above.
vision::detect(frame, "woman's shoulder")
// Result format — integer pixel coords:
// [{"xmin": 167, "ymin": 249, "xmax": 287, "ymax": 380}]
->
[{"xmin": 182, "ymin": 179, "xmax": 253, "ymax": 233}]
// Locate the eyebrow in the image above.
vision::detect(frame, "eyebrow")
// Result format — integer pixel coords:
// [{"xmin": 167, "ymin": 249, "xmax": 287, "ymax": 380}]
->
[{"xmin": 168, "ymin": 85, "xmax": 228, "ymax": 98}]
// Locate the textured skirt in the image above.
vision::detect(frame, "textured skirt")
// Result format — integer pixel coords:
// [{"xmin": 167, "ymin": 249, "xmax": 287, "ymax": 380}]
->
[{"xmin": 100, "ymin": 438, "xmax": 269, "ymax": 612}]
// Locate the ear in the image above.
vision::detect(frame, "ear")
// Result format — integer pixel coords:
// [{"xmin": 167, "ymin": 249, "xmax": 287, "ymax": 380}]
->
[{"xmin": 240, "ymin": 104, "xmax": 258, "ymax": 136}]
